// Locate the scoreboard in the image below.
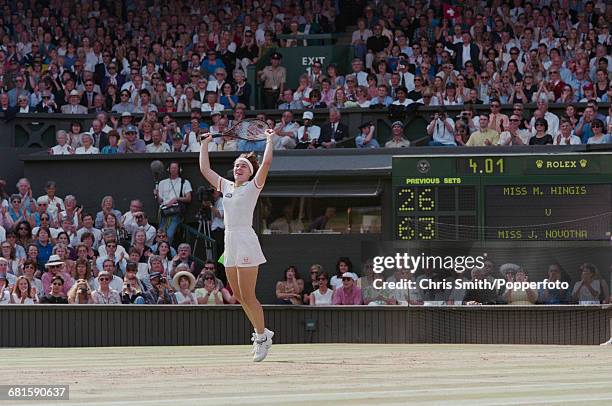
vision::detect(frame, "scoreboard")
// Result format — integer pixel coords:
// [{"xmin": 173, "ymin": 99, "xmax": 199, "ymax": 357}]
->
[{"xmin": 392, "ymin": 153, "xmax": 612, "ymax": 241}]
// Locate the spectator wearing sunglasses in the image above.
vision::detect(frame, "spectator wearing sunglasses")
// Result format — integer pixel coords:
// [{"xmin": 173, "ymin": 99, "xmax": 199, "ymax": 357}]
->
[
  {"xmin": 40, "ymin": 275, "xmax": 68, "ymax": 303},
  {"xmin": 302, "ymin": 264, "xmax": 323, "ymax": 304},
  {"xmin": 498, "ymin": 115, "xmax": 531, "ymax": 146},
  {"xmin": 528, "ymin": 118, "xmax": 554, "ymax": 145},
  {"xmin": 309, "ymin": 271, "xmax": 333, "ymax": 306},
  {"xmin": 35, "ymin": 90, "xmax": 58, "ymax": 113},
  {"xmin": 586, "ymin": 119, "xmax": 611, "ymax": 144},
  {"xmin": 332, "ymin": 272, "xmax": 362, "ymax": 305},
  {"xmin": 92, "ymin": 270, "xmax": 121, "ymax": 304},
  {"xmin": 41, "ymin": 255, "xmax": 74, "ymax": 297},
  {"xmin": 195, "ymin": 270, "xmax": 223, "ymax": 305}
]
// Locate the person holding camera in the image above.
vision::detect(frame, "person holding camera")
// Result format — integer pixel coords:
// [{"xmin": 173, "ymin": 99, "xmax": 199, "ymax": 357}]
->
[
  {"xmin": 67, "ymin": 278, "xmax": 94, "ymax": 304},
  {"xmin": 427, "ymin": 109, "xmax": 456, "ymax": 146},
  {"xmin": 120, "ymin": 262, "xmax": 146, "ymax": 304},
  {"xmin": 144, "ymin": 272, "xmax": 177, "ymax": 304},
  {"xmin": 203, "ymin": 189, "xmax": 224, "ymax": 266},
  {"xmin": 155, "ymin": 162, "xmax": 192, "ymax": 245}
]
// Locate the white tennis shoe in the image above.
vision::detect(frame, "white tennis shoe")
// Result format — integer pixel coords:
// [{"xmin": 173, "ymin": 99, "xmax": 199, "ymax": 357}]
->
[
  {"xmin": 252, "ymin": 329, "xmax": 274, "ymax": 362},
  {"xmin": 600, "ymin": 338, "xmax": 612, "ymax": 346}
]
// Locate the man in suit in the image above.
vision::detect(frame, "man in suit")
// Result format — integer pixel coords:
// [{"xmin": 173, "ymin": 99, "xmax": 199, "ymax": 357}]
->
[
  {"xmin": 61, "ymin": 90, "xmax": 88, "ymax": 114},
  {"xmin": 101, "ymin": 63, "xmax": 125, "ymax": 94},
  {"xmin": 454, "ymin": 32, "xmax": 481, "ymax": 72},
  {"xmin": 317, "ymin": 107, "xmax": 348, "ymax": 148},
  {"xmin": 88, "ymin": 94, "xmax": 106, "ymax": 114},
  {"xmin": 94, "ymin": 52, "xmax": 113, "ymax": 85},
  {"xmin": 193, "ymin": 77, "xmax": 209, "ymax": 104},
  {"xmin": 90, "ymin": 119, "xmax": 109, "ymax": 150},
  {"xmin": 35, "ymin": 91, "xmax": 58, "ymax": 113},
  {"xmin": 80, "ymin": 79, "xmax": 98, "ymax": 110},
  {"xmin": 0, "ymin": 93, "xmax": 17, "ymax": 119}
]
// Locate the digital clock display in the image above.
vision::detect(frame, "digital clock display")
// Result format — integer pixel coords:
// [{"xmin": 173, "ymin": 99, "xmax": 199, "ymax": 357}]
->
[{"xmin": 456, "ymin": 157, "xmax": 505, "ymax": 175}]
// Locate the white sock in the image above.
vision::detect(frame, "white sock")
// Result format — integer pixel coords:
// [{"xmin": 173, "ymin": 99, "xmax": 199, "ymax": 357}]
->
[{"xmin": 256, "ymin": 332, "xmax": 266, "ymax": 340}]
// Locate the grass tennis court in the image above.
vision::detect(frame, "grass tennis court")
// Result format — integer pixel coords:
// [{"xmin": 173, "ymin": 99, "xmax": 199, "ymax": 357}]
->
[{"xmin": 2, "ymin": 344, "xmax": 612, "ymax": 405}]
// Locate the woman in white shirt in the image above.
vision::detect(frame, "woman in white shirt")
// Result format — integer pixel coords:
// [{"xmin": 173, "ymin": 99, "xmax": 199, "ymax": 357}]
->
[
  {"xmin": 75, "ymin": 132, "xmax": 99, "ymax": 154},
  {"xmin": 309, "ymin": 272, "xmax": 333, "ymax": 306},
  {"xmin": 10, "ymin": 276, "xmax": 39, "ymax": 304},
  {"xmin": 49, "ymin": 130, "xmax": 74, "ymax": 155}
]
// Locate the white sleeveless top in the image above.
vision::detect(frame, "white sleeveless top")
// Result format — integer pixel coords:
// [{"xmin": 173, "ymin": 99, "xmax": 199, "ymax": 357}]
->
[
  {"xmin": 312, "ymin": 289, "xmax": 333, "ymax": 305},
  {"xmin": 217, "ymin": 177, "xmax": 262, "ymax": 231}
]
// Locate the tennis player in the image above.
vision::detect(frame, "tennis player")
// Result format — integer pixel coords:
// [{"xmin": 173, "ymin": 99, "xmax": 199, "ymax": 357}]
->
[{"xmin": 199, "ymin": 128, "xmax": 275, "ymax": 362}]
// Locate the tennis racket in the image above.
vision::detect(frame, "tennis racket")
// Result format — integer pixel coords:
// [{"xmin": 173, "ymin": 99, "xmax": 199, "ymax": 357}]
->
[{"xmin": 199, "ymin": 118, "xmax": 271, "ymax": 143}]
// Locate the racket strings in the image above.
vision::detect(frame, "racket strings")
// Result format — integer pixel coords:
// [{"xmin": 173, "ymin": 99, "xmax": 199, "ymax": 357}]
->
[{"xmin": 231, "ymin": 120, "xmax": 269, "ymax": 140}]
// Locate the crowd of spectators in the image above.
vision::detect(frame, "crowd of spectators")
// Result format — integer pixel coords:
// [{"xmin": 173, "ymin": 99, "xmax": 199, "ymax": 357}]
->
[
  {"xmin": 0, "ymin": 0, "xmax": 607, "ymax": 151},
  {"xmin": 0, "ymin": 176, "xmax": 608, "ymax": 306},
  {"xmin": 273, "ymin": 258, "xmax": 611, "ymax": 306},
  {"xmin": 0, "ymin": 176, "xmax": 237, "ymax": 304}
]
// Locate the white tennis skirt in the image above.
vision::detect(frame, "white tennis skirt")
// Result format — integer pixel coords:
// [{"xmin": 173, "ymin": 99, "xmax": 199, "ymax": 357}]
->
[{"xmin": 223, "ymin": 227, "xmax": 267, "ymax": 268}]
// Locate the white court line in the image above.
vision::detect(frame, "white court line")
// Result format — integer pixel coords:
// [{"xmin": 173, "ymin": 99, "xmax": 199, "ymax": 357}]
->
[{"xmin": 14, "ymin": 381, "xmax": 612, "ymax": 406}]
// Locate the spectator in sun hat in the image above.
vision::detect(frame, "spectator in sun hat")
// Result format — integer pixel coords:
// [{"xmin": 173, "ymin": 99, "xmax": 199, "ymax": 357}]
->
[
  {"xmin": 173, "ymin": 265, "xmax": 197, "ymax": 304},
  {"xmin": 41, "ymin": 254, "xmax": 74, "ymax": 297},
  {"xmin": 332, "ymin": 271, "xmax": 362, "ymax": 305},
  {"xmin": 115, "ymin": 111, "xmax": 134, "ymax": 136},
  {"xmin": 61, "ymin": 90, "xmax": 87, "ymax": 114},
  {"xmin": 117, "ymin": 125, "xmax": 145, "ymax": 153},
  {"xmin": 295, "ymin": 111, "xmax": 321, "ymax": 149},
  {"xmin": 385, "ymin": 121, "xmax": 411, "ymax": 148}
]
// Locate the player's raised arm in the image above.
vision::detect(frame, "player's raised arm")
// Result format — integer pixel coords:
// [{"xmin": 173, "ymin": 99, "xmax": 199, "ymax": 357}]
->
[
  {"xmin": 199, "ymin": 133, "xmax": 222, "ymax": 188},
  {"xmin": 254, "ymin": 129, "xmax": 275, "ymax": 188}
]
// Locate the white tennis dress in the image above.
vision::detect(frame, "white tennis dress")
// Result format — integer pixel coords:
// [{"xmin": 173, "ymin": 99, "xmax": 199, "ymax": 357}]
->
[{"xmin": 217, "ymin": 177, "xmax": 267, "ymax": 267}]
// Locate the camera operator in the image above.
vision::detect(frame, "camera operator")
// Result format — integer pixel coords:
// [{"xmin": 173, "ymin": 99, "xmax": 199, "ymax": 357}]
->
[
  {"xmin": 201, "ymin": 188, "xmax": 224, "ymax": 266},
  {"xmin": 144, "ymin": 272, "xmax": 177, "ymax": 304},
  {"xmin": 155, "ymin": 162, "xmax": 192, "ymax": 245},
  {"xmin": 427, "ymin": 109, "xmax": 456, "ymax": 146}
]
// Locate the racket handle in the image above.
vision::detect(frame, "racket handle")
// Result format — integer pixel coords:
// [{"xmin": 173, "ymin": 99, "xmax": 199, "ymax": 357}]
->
[{"xmin": 198, "ymin": 133, "xmax": 222, "ymax": 142}]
